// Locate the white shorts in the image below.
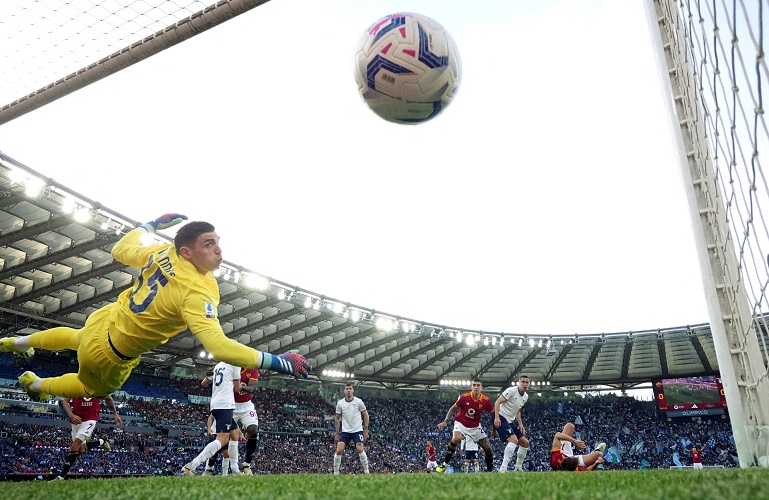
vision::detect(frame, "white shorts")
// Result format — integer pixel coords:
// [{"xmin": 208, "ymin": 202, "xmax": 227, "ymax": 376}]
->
[
  {"xmin": 693, "ymin": 462, "xmax": 703, "ymax": 469},
  {"xmin": 234, "ymin": 401, "xmax": 259, "ymax": 429},
  {"xmin": 71, "ymin": 419, "xmax": 98, "ymax": 442},
  {"xmin": 427, "ymin": 459, "xmax": 438, "ymax": 470},
  {"xmin": 453, "ymin": 421, "xmax": 487, "ymax": 443}
]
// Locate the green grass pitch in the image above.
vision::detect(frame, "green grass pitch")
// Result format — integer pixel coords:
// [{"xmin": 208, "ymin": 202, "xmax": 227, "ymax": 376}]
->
[{"xmin": 3, "ymin": 468, "xmax": 769, "ymax": 500}]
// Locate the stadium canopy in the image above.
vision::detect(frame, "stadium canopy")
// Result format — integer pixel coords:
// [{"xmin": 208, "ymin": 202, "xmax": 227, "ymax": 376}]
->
[{"xmin": 0, "ymin": 153, "xmax": 727, "ymax": 393}]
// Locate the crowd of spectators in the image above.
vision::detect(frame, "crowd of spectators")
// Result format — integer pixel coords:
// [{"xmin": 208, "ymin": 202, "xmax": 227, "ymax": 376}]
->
[{"xmin": 0, "ymin": 377, "xmax": 739, "ymax": 477}]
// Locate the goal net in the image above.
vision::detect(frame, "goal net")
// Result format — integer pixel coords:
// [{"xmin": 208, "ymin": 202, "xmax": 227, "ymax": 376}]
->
[
  {"xmin": 646, "ymin": 0, "xmax": 769, "ymax": 467},
  {"xmin": 0, "ymin": 0, "xmax": 270, "ymax": 125}
]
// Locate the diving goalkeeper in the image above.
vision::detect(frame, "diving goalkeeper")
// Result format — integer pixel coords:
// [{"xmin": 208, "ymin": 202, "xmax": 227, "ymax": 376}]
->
[{"xmin": 0, "ymin": 214, "xmax": 310, "ymax": 400}]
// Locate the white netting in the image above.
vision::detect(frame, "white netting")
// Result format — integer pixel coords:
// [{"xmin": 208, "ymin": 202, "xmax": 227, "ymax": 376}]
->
[
  {"xmin": 0, "ymin": 1, "xmax": 213, "ymax": 108},
  {"xmin": 650, "ymin": 0, "xmax": 769, "ymax": 466}
]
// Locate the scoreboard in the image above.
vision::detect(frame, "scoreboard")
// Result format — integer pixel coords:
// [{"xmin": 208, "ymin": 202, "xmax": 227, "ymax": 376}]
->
[{"xmin": 652, "ymin": 375, "xmax": 727, "ymax": 417}]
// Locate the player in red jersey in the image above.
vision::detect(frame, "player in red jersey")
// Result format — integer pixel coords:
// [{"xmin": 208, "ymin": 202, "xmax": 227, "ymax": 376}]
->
[
  {"xmin": 687, "ymin": 446, "xmax": 704, "ymax": 469},
  {"xmin": 426, "ymin": 440, "xmax": 438, "ymax": 472},
  {"xmin": 56, "ymin": 395, "xmax": 121, "ymax": 479},
  {"xmin": 435, "ymin": 379, "xmax": 496, "ymax": 473},
  {"xmin": 549, "ymin": 422, "xmax": 605, "ymax": 472},
  {"xmin": 232, "ymin": 367, "xmax": 260, "ymax": 474}
]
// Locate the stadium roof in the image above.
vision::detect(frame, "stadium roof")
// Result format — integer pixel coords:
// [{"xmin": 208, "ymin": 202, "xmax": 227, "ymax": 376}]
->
[{"xmin": 0, "ymin": 152, "xmax": 728, "ymax": 393}]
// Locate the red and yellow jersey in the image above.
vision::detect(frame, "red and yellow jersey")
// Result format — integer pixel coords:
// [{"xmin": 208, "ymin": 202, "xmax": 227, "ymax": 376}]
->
[
  {"xmin": 550, "ymin": 450, "xmax": 586, "ymax": 471},
  {"xmin": 235, "ymin": 368, "xmax": 260, "ymax": 403},
  {"xmin": 453, "ymin": 392, "xmax": 494, "ymax": 428},
  {"xmin": 109, "ymin": 229, "xmax": 258, "ymax": 367},
  {"xmin": 426, "ymin": 445, "xmax": 437, "ymax": 461},
  {"xmin": 71, "ymin": 397, "xmax": 102, "ymax": 421}
]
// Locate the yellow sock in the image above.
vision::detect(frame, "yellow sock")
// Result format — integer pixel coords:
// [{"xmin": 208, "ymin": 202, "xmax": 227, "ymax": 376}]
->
[
  {"xmin": 40, "ymin": 373, "xmax": 90, "ymax": 398},
  {"xmin": 29, "ymin": 327, "xmax": 81, "ymax": 351}
]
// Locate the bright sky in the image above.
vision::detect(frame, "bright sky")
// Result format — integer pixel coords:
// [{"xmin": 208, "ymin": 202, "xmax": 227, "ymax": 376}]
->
[{"xmin": 0, "ymin": 0, "xmax": 709, "ymax": 336}]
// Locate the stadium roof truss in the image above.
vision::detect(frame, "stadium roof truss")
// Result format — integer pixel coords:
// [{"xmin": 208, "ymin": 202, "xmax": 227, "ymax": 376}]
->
[{"xmin": 0, "ymin": 153, "xmax": 746, "ymax": 393}]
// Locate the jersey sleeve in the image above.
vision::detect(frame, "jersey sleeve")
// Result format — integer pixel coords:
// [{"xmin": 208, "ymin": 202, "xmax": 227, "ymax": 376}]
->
[
  {"xmin": 182, "ymin": 290, "xmax": 259, "ymax": 368},
  {"xmin": 111, "ymin": 228, "xmax": 158, "ymax": 267}
]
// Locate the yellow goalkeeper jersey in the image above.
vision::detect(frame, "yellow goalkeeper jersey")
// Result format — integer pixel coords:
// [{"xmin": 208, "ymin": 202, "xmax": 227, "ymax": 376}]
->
[{"xmin": 108, "ymin": 228, "xmax": 258, "ymax": 367}]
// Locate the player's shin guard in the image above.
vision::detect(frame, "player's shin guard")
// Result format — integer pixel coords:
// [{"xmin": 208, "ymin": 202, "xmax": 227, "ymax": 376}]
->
[
  {"xmin": 244, "ymin": 435, "xmax": 257, "ymax": 463},
  {"xmin": 500, "ymin": 442, "xmax": 516, "ymax": 471},
  {"xmin": 443, "ymin": 441, "xmax": 458, "ymax": 464},
  {"xmin": 333, "ymin": 454, "xmax": 341, "ymax": 475},
  {"xmin": 359, "ymin": 451, "xmax": 369, "ymax": 473},
  {"xmin": 60, "ymin": 451, "xmax": 80, "ymax": 477},
  {"xmin": 515, "ymin": 446, "xmax": 529, "ymax": 470},
  {"xmin": 190, "ymin": 440, "xmax": 223, "ymax": 469},
  {"xmin": 228, "ymin": 441, "xmax": 239, "ymax": 470}
]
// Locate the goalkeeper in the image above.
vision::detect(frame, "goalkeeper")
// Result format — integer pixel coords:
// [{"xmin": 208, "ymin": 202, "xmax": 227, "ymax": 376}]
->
[{"xmin": 0, "ymin": 214, "xmax": 310, "ymax": 400}]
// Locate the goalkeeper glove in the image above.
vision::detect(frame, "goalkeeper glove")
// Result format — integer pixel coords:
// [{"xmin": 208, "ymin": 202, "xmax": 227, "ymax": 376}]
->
[
  {"xmin": 270, "ymin": 352, "xmax": 311, "ymax": 379},
  {"xmin": 141, "ymin": 213, "xmax": 188, "ymax": 232}
]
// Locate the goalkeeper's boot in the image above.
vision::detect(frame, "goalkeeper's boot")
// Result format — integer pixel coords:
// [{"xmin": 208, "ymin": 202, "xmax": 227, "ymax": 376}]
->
[
  {"xmin": 0, "ymin": 337, "xmax": 34, "ymax": 358},
  {"xmin": 101, "ymin": 439, "xmax": 111, "ymax": 451},
  {"xmin": 18, "ymin": 371, "xmax": 50, "ymax": 402},
  {"xmin": 240, "ymin": 464, "xmax": 253, "ymax": 475},
  {"xmin": 594, "ymin": 442, "xmax": 607, "ymax": 453},
  {"xmin": 182, "ymin": 463, "xmax": 196, "ymax": 476},
  {"xmin": 435, "ymin": 463, "xmax": 448, "ymax": 474}
]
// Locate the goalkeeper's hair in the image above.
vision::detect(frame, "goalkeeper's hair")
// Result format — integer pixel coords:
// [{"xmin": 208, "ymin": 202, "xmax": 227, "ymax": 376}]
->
[{"xmin": 174, "ymin": 221, "xmax": 215, "ymax": 253}]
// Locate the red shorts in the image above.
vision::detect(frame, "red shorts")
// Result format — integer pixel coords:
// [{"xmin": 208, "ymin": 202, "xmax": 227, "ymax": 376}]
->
[{"xmin": 550, "ymin": 450, "xmax": 564, "ymax": 470}]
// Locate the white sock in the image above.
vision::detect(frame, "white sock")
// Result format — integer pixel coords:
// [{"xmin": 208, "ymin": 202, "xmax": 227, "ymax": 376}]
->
[
  {"xmin": 14, "ymin": 337, "xmax": 31, "ymax": 349},
  {"xmin": 500, "ymin": 442, "xmax": 515, "ymax": 470},
  {"xmin": 515, "ymin": 446, "xmax": 529, "ymax": 469},
  {"xmin": 221, "ymin": 456, "xmax": 229, "ymax": 476},
  {"xmin": 359, "ymin": 451, "xmax": 369, "ymax": 473},
  {"xmin": 463, "ymin": 462, "xmax": 469, "ymax": 473},
  {"xmin": 228, "ymin": 441, "xmax": 242, "ymax": 474},
  {"xmin": 191, "ymin": 440, "xmax": 222, "ymax": 468},
  {"xmin": 474, "ymin": 462, "xmax": 479, "ymax": 473},
  {"xmin": 333, "ymin": 454, "xmax": 341, "ymax": 474},
  {"xmin": 228, "ymin": 441, "xmax": 239, "ymax": 468}
]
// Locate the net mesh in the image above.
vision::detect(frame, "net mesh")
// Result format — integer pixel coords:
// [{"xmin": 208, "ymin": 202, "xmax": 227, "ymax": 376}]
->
[
  {"xmin": 0, "ymin": 1, "xmax": 216, "ymax": 109},
  {"xmin": 652, "ymin": 0, "xmax": 769, "ymax": 466}
]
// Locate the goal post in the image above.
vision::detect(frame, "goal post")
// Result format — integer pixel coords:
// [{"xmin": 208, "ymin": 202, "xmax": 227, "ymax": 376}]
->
[
  {"xmin": 0, "ymin": 0, "xmax": 271, "ymax": 126},
  {"xmin": 645, "ymin": 0, "xmax": 769, "ymax": 467}
]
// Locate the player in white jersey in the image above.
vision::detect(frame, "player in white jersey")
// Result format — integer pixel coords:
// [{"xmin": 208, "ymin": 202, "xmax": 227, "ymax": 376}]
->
[
  {"xmin": 461, "ymin": 437, "xmax": 480, "ymax": 473},
  {"xmin": 183, "ymin": 361, "xmax": 241, "ymax": 476},
  {"xmin": 333, "ymin": 382, "xmax": 370, "ymax": 474},
  {"xmin": 494, "ymin": 375, "xmax": 530, "ymax": 472}
]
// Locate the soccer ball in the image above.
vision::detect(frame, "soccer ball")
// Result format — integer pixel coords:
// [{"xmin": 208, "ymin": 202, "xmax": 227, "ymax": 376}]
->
[{"xmin": 353, "ymin": 13, "xmax": 462, "ymax": 125}]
